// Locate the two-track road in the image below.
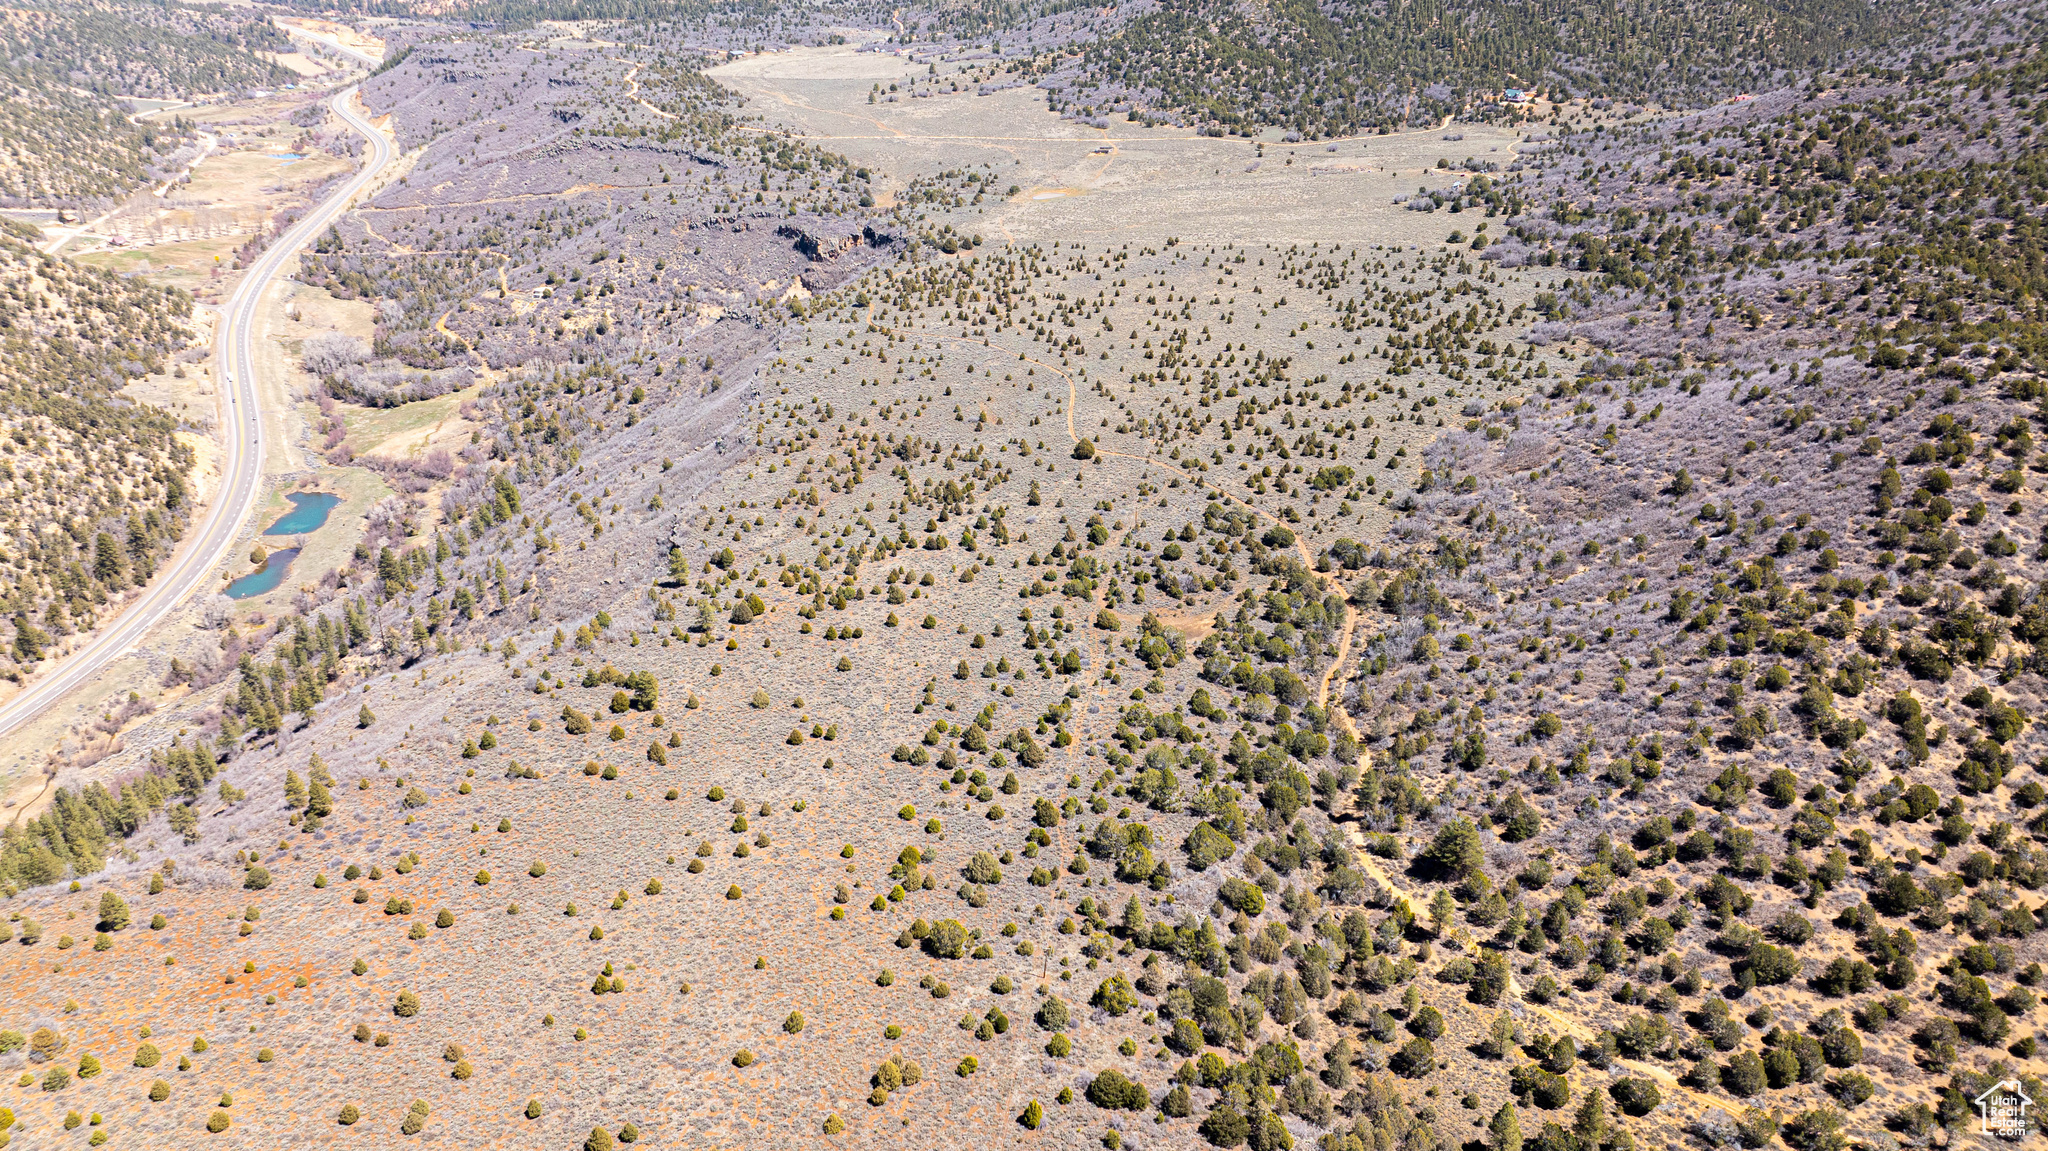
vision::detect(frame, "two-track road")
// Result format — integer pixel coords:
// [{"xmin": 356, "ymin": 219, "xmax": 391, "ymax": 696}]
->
[{"xmin": 0, "ymin": 84, "xmax": 392, "ymax": 744}]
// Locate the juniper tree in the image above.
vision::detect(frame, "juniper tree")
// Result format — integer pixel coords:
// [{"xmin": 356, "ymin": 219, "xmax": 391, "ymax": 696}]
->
[
  {"xmin": 1488, "ymin": 1103, "xmax": 1523, "ymax": 1151},
  {"xmin": 96, "ymin": 892, "xmax": 129, "ymax": 931}
]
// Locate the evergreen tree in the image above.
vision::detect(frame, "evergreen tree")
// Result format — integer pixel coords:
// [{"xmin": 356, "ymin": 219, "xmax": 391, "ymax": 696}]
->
[
  {"xmin": 1423, "ymin": 819, "xmax": 1484, "ymax": 878},
  {"xmin": 1489, "ymin": 1104, "xmax": 1523, "ymax": 1151},
  {"xmin": 1573, "ymin": 1086, "xmax": 1610, "ymax": 1148},
  {"xmin": 306, "ymin": 777, "xmax": 333, "ymax": 818}
]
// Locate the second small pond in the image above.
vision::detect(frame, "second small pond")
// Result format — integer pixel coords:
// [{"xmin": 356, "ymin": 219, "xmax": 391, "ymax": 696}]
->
[{"xmin": 227, "ymin": 549, "xmax": 300, "ymax": 599}]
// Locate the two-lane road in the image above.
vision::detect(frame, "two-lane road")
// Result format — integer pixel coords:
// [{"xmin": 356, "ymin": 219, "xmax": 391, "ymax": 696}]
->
[{"xmin": 0, "ymin": 84, "xmax": 392, "ymax": 744}]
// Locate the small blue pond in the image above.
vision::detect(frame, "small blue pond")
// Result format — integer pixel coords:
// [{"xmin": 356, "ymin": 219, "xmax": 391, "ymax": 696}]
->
[
  {"xmin": 269, "ymin": 152, "xmax": 305, "ymax": 166},
  {"xmin": 227, "ymin": 549, "xmax": 299, "ymax": 600},
  {"xmin": 264, "ymin": 492, "xmax": 341, "ymax": 535}
]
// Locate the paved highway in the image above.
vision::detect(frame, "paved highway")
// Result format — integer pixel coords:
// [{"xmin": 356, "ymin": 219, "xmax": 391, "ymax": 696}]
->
[
  {"xmin": 277, "ymin": 21, "xmax": 385, "ymax": 71},
  {"xmin": 0, "ymin": 84, "xmax": 392, "ymax": 744}
]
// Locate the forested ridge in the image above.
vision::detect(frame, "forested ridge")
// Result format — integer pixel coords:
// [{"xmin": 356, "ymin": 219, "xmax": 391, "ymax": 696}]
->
[
  {"xmin": 0, "ymin": 2, "xmax": 292, "ymax": 205},
  {"xmin": 1037, "ymin": 0, "xmax": 1932, "ymax": 137},
  {"xmin": 0, "ymin": 227, "xmax": 197, "ymax": 683}
]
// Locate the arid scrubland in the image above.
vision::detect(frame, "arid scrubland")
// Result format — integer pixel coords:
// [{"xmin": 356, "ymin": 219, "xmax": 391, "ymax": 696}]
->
[{"xmin": 0, "ymin": 5, "xmax": 2044, "ymax": 1151}]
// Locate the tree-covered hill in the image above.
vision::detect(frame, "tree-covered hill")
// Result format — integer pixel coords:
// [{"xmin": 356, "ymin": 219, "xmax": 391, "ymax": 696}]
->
[
  {"xmin": 0, "ymin": 2, "xmax": 293, "ymax": 205},
  {"xmin": 0, "ymin": 225, "xmax": 197, "ymax": 675},
  {"xmin": 1037, "ymin": 0, "xmax": 1933, "ymax": 137}
]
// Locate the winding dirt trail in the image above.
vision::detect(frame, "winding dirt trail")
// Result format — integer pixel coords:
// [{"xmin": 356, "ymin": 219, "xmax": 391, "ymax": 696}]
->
[
  {"xmin": 623, "ymin": 62, "xmax": 678, "ymax": 122},
  {"xmin": 6, "ymin": 769, "xmax": 58, "ymax": 830},
  {"xmin": 434, "ymin": 309, "xmax": 500, "ymax": 386},
  {"xmin": 1318, "ymin": 603, "xmax": 1362, "ymax": 731}
]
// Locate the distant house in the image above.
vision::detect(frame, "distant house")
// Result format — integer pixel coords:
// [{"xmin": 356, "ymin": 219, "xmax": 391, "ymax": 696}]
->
[{"xmin": 1503, "ymin": 88, "xmax": 1529, "ymax": 104}]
